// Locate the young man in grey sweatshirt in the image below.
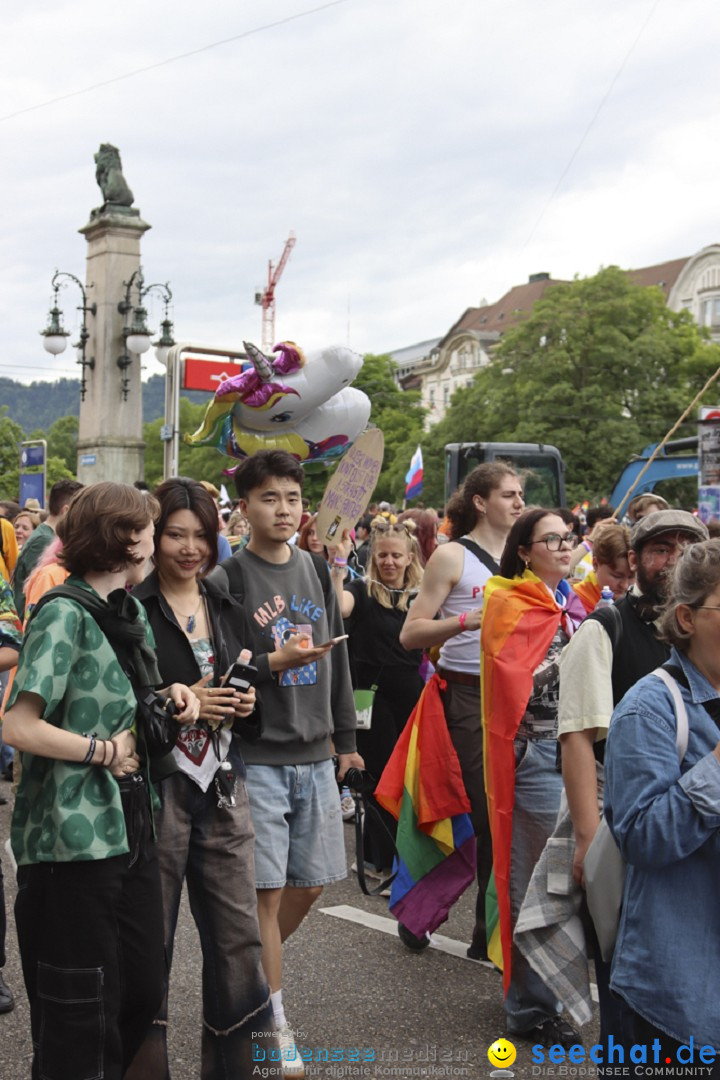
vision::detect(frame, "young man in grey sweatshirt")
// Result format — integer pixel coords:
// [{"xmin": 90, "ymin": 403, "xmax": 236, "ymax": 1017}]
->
[{"xmin": 212, "ymin": 450, "xmax": 363, "ymax": 1078}]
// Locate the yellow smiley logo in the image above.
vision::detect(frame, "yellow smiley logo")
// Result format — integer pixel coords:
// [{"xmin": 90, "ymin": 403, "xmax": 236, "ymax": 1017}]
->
[{"xmin": 488, "ymin": 1039, "xmax": 517, "ymax": 1069}]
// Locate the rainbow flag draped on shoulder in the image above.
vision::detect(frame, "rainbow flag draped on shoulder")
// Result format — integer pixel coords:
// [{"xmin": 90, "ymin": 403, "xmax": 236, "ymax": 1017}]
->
[
  {"xmin": 481, "ymin": 572, "xmax": 585, "ymax": 992},
  {"xmin": 375, "ymin": 673, "xmax": 476, "ymax": 937},
  {"xmin": 571, "ymin": 570, "xmax": 601, "ymax": 615}
]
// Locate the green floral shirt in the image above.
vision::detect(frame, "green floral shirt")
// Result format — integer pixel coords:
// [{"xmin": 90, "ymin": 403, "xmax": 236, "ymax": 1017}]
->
[{"xmin": 8, "ymin": 578, "xmax": 154, "ymax": 865}]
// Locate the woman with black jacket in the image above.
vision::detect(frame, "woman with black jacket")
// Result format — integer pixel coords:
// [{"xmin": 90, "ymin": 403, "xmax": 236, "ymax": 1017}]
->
[{"xmin": 128, "ymin": 478, "xmax": 274, "ymax": 1080}]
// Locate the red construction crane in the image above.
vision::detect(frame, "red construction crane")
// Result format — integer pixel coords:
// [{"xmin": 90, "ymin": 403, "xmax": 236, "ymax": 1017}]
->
[{"xmin": 254, "ymin": 232, "xmax": 296, "ymax": 352}]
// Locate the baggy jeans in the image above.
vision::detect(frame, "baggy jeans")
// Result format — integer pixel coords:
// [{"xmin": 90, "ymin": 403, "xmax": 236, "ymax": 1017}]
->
[{"xmin": 126, "ymin": 743, "xmax": 276, "ymax": 1080}]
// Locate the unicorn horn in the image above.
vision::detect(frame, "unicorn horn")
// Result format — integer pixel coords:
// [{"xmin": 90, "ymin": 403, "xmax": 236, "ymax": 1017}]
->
[{"xmin": 243, "ymin": 341, "xmax": 274, "ymax": 381}]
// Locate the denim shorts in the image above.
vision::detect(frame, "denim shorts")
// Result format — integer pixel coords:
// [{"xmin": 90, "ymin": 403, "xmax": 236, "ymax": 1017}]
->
[{"xmin": 244, "ymin": 759, "xmax": 347, "ymax": 889}]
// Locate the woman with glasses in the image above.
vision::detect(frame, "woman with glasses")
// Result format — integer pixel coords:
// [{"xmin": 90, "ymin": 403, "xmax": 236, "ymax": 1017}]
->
[
  {"xmin": 481, "ymin": 508, "xmax": 586, "ymax": 1048},
  {"xmin": 332, "ymin": 518, "xmax": 424, "ymax": 876},
  {"xmin": 604, "ymin": 540, "xmax": 720, "ymax": 1061}
]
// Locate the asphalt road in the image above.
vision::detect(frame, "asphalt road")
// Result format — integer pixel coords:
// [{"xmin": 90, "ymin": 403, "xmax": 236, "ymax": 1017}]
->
[{"xmin": 0, "ymin": 786, "xmax": 600, "ymax": 1080}]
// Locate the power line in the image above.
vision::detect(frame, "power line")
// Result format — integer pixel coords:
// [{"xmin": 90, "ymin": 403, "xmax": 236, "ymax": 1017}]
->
[
  {"xmin": 0, "ymin": 0, "xmax": 353, "ymax": 124},
  {"xmin": 522, "ymin": 0, "xmax": 662, "ymax": 251}
]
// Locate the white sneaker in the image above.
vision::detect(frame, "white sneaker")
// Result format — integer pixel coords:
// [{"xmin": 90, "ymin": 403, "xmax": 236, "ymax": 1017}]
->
[{"xmin": 277, "ymin": 1022, "xmax": 305, "ymax": 1078}]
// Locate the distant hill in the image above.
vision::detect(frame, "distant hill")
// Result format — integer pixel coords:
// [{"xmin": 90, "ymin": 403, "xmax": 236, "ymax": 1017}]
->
[{"xmin": 0, "ymin": 375, "xmax": 210, "ymax": 434}]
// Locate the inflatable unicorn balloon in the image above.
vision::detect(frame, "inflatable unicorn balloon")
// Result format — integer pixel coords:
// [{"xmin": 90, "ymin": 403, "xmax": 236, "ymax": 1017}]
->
[{"xmin": 185, "ymin": 341, "xmax": 371, "ymax": 469}]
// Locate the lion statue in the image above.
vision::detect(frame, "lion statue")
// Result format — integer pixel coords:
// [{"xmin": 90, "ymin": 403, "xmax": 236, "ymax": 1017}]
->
[{"xmin": 94, "ymin": 143, "xmax": 134, "ymax": 208}]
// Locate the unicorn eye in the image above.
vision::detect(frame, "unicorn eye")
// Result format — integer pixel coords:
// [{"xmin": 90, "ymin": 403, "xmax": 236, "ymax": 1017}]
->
[{"xmin": 271, "ymin": 412, "xmax": 293, "ymax": 423}]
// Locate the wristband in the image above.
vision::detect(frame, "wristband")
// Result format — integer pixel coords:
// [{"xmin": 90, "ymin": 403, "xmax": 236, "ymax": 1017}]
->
[
  {"xmin": 82, "ymin": 735, "xmax": 97, "ymax": 765},
  {"xmin": 332, "ymin": 558, "xmax": 348, "ymax": 568},
  {"xmin": 458, "ymin": 611, "xmax": 468, "ymax": 632}
]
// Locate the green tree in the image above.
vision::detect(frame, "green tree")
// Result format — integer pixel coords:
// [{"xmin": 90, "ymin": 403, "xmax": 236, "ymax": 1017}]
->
[
  {"xmin": 144, "ymin": 399, "xmax": 237, "ymax": 491},
  {"xmin": 0, "ymin": 409, "xmax": 26, "ymax": 500},
  {"xmin": 30, "ymin": 415, "xmax": 79, "ymax": 475},
  {"xmin": 350, "ymin": 353, "xmax": 425, "ymax": 505},
  {"xmin": 421, "ymin": 267, "xmax": 720, "ymax": 507},
  {"xmin": 0, "ymin": 409, "xmax": 75, "ymax": 501}
]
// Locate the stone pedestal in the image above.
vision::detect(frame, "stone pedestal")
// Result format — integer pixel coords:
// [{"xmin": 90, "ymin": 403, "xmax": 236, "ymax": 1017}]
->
[{"xmin": 76, "ymin": 208, "xmax": 150, "ymax": 485}]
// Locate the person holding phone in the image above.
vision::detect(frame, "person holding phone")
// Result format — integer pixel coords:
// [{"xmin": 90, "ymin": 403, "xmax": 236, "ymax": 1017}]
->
[
  {"xmin": 210, "ymin": 450, "xmax": 362, "ymax": 1078},
  {"xmin": 129, "ymin": 477, "xmax": 275, "ymax": 1080}
]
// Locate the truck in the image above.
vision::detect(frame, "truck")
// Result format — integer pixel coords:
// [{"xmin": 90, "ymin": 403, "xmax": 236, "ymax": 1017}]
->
[
  {"xmin": 608, "ymin": 437, "xmax": 698, "ymax": 511},
  {"xmin": 444, "ymin": 442, "xmax": 566, "ymax": 507}
]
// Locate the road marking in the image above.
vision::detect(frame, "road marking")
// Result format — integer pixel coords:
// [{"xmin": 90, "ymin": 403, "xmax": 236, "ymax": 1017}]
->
[{"xmin": 320, "ymin": 905, "xmax": 598, "ymax": 1002}]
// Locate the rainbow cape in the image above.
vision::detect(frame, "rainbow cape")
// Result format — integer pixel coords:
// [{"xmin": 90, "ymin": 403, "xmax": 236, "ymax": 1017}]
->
[
  {"xmin": 375, "ymin": 673, "xmax": 476, "ymax": 937},
  {"xmin": 572, "ymin": 571, "xmax": 600, "ymax": 615},
  {"xmin": 481, "ymin": 572, "xmax": 584, "ymax": 992}
]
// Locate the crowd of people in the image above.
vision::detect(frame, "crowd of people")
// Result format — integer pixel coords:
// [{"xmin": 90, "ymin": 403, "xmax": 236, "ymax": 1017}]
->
[{"xmin": 0, "ymin": 457, "xmax": 718, "ymax": 1078}]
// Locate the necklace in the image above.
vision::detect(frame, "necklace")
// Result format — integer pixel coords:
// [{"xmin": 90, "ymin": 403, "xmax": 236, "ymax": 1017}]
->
[
  {"xmin": 365, "ymin": 577, "xmax": 419, "ymax": 596},
  {"xmin": 164, "ymin": 590, "xmax": 203, "ymax": 633}
]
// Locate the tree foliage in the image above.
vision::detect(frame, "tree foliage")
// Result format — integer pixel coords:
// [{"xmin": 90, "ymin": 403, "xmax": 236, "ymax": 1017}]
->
[
  {"xmin": 0, "ymin": 409, "xmax": 75, "ymax": 501},
  {"xmin": 419, "ymin": 267, "xmax": 720, "ymax": 507},
  {"xmin": 144, "ymin": 399, "xmax": 236, "ymax": 491}
]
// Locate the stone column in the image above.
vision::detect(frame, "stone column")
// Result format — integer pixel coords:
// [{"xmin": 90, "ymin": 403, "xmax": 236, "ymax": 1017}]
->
[{"xmin": 76, "ymin": 208, "xmax": 150, "ymax": 484}]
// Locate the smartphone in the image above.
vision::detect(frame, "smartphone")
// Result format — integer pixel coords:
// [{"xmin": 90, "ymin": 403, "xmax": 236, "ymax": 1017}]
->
[
  {"xmin": 222, "ymin": 650, "xmax": 258, "ymax": 693},
  {"xmin": 314, "ymin": 634, "xmax": 349, "ymax": 649}
]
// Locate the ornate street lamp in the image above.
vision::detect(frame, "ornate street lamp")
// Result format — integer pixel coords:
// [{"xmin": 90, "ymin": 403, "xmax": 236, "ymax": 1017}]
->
[
  {"xmin": 40, "ymin": 270, "xmax": 97, "ymax": 400},
  {"xmin": 117, "ymin": 267, "xmax": 174, "ymax": 398}
]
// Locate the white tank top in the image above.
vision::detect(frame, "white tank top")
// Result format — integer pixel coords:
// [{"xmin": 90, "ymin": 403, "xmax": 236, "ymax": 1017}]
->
[{"xmin": 437, "ymin": 540, "xmax": 495, "ymax": 674}]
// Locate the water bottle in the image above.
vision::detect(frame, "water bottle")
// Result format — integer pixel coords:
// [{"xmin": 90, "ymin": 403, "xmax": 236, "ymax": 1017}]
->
[{"xmin": 595, "ymin": 586, "xmax": 614, "ymax": 609}]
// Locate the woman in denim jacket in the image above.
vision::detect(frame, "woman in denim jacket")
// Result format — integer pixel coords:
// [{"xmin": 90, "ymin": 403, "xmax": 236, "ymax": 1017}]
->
[{"xmin": 605, "ymin": 539, "xmax": 720, "ymax": 1058}]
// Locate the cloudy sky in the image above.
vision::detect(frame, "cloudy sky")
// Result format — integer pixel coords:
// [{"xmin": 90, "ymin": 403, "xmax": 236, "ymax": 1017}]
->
[{"xmin": 2, "ymin": 0, "xmax": 719, "ymax": 385}]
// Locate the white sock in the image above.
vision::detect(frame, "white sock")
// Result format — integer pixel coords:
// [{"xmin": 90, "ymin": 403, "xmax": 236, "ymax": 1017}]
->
[{"xmin": 271, "ymin": 989, "xmax": 287, "ymax": 1029}]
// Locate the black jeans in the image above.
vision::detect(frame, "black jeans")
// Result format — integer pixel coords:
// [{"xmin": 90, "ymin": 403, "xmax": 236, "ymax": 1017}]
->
[
  {"xmin": 15, "ymin": 775, "xmax": 165, "ymax": 1080},
  {"xmin": 440, "ymin": 679, "xmax": 493, "ymax": 956},
  {"xmin": 0, "ymin": 853, "xmax": 6, "ymax": 969}
]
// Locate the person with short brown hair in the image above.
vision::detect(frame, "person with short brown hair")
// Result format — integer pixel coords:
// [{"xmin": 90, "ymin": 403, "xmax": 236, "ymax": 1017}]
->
[{"xmin": 3, "ymin": 481, "xmax": 199, "ymax": 1078}]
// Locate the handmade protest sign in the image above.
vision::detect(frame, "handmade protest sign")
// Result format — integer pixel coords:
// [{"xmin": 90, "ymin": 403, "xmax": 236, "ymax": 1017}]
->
[{"xmin": 315, "ymin": 428, "xmax": 385, "ymax": 544}]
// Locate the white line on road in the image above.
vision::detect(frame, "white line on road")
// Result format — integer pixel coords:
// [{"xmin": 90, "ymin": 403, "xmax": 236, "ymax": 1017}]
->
[{"xmin": 319, "ymin": 904, "xmax": 598, "ymax": 1003}]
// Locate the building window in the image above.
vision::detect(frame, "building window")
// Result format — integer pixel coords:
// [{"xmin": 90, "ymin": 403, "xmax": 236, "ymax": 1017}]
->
[
  {"xmin": 701, "ymin": 297, "xmax": 720, "ymax": 328},
  {"xmin": 443, "ymin": 384, "xmax": 450, "ymax": 406}
]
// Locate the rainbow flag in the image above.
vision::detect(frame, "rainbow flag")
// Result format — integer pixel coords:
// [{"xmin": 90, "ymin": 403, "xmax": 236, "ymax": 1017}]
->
[
  {"xmin": 572, "ymin": 571, "xmax": 601, "ymax": 615},
  {"xmin": 404, "ymin": 446, "xmax": 423, "ymax": 501},
  {"xmin": 481, "ymin": 572, "xmax": 584, "ymax": 991},
  {"xmin": 375, "ymin": 674, "xmax": 476, "ymax": 937}
]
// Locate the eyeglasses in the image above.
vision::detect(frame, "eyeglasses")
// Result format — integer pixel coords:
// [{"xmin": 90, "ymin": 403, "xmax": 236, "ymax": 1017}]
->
[
  {"xmin": 527, "ymin": 532, "xmax": 579, "ymax": 552},
  {"xmin": 696, "ymin": 606, "xmax": 720, "ymax": 612}
]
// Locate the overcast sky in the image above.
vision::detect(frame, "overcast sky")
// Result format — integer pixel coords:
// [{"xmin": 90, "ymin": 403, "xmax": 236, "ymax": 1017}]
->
[{"xmin": 2, "ymin": 0, "xmax": 719, "ymax": 386}]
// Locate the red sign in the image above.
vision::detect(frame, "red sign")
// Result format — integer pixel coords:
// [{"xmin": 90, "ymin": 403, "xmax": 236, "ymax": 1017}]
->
[{"xmin": 182, "ymin": 357, "xmax": 248, "ymax": 392}]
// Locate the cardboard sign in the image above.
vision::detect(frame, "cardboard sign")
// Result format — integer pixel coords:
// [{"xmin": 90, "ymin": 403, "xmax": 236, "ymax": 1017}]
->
[{"xmin": 315, "ymin": 428, "xmax": 385, "ymax": 544}]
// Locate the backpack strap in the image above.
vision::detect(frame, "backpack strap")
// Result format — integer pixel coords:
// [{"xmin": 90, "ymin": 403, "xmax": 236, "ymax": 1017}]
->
[
  {"xmin": 585, "ymin": 602, "xmax": 623, "ymax": 652},
  {"xmin": 650, "ymin": 667, "xmax": 689, "ymax": 762},
  {"xmin": 28, "ymin": 583, "xmax": 99, "ymax": 625},
  {"xmin": 454, "ymin": 537, "xmax": 500, "ymax": 577}
]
